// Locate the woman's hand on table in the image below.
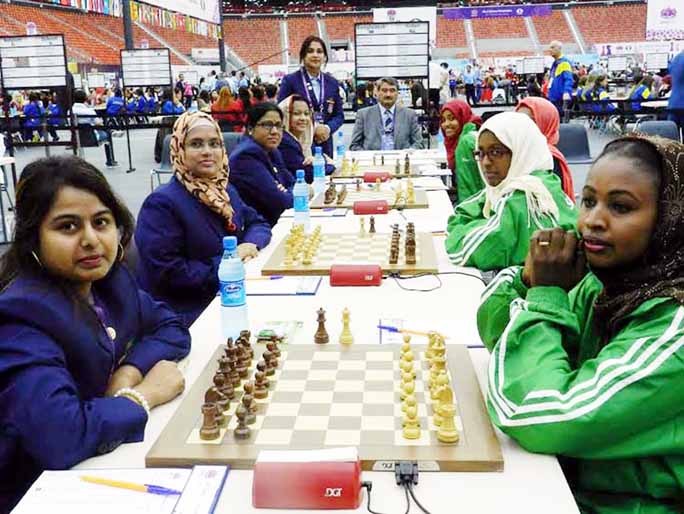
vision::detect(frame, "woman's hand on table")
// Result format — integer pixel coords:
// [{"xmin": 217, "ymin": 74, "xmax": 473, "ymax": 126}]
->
[
  {"xmin": 134, "ymin": 360, "xmax": 185, "ymax": 409},
  {"xmin": 237, "ymin": 243, "xmax": 259, "ymax": 262}
]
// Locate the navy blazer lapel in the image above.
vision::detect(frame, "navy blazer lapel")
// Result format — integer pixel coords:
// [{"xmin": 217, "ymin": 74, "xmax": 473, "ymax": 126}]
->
[{"xmin": 173, "ymin": 179, "xmax": 224, "ymax": 240}]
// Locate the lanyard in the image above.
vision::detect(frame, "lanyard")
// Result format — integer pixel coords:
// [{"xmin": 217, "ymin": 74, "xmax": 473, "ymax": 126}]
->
[{"xmin": 300, "ymin": 68, "xmax": 325, "ymax": 113}]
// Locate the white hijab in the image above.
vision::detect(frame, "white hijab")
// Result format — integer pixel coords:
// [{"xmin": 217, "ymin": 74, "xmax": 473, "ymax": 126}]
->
[
  {"xmin": 477, "ymin": 112, "xmax": 558, "ymax": 224},
  {"xmin": 278, "ymin": 95, "xmax": 314, "ymax": 160}
]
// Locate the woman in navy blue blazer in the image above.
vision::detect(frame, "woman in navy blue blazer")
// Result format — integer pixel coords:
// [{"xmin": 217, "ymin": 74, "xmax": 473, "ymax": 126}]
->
[
  {"xmin": 278, "ymin": 94, "xmax": 336, "ymax": 183},
  {"xmin": 277, "ymin": 36, "xmax": 344, "ymax": 158},
  {"xmin": 136, "ymin": 111, "xmax": 271, "ymax": 327},
  {"xmin": 0, "ymin": 155, "xmax": 190, "ymax": 512},
  {"xmin": 229, "ymin": 103, "xmax": 296, "ymax": 226}
]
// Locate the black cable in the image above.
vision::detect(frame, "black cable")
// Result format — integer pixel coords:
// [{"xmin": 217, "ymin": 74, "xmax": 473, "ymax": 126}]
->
[
  {"xmin": 362, "ymin": 482, "xmax": 410, "ymax": 514},
  {"xmin": 388, "ymin": 272, "xmax": 443, "ymax": 292},
  {"xmin": 407, "ymin": 483, "xmax": 433, "ymax": 514}
]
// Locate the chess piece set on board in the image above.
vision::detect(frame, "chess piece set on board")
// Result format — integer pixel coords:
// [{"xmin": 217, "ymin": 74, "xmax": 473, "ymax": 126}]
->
[
  {"xmin": 389, "ymin": 222, "xmax": 416, "ymax": 265},
  {"xmin": 314, "ymin": 307, "xmax": 353, "ymax": 345},
  {"xmin": 323, "ymin": 182, "xmax": 347, "ymax": 205},
  {"xmin": 400, "ymin": 333, "xmax": 459, "ymax": 443},
  {"xmin": 322, "ymin": 178, "xmax": 415, "ymax": 207},
  {"xmin": 357, "ymin": 216, "xmax": 376, "ymax": 237},
  {"xmin": 199, "ymin": 330, "xmax": 282, "ymax": 441},
  {"xmin": 339, "ymin": 154, "xmax": 412, "ymax": 177},
  {"xmin": 283, "ymin": 224, "xmax": 323, "ymax": 266}
]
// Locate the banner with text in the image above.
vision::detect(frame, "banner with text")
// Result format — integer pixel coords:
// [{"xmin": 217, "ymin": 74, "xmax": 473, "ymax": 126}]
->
[
  {"xmin": 646, "ymin": 0, "xmax": 684, "ymax": 40},
  {"xmin": 444, "ymin": 5, "xmax": 551, "ymax": 20}
]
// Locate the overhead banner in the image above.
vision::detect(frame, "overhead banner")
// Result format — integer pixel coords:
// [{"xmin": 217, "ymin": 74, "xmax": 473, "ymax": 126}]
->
[
  {"xmin": 134, "ymin": 0, "xmax": 220, "ymax": 24},
  {"xmin": 373, "ymin": 7, "xmax": 436, "ymax": 49},
  {"xmin": 443, "ymin": 5, "xmax": 552, "ymax": 20},
  {"xmin": 646, "ymin": 0, "xmax": 684, "ymax": 40}
]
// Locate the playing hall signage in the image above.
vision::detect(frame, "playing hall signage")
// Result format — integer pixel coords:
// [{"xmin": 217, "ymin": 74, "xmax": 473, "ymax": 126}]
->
[{"xmin": 443, "ymin": 5, "xmax": 552, "ymax": 20}]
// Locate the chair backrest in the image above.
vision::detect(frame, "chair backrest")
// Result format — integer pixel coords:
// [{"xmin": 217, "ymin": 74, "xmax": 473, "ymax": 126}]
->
[
  {"xmin": 557, "ymin": 124, "xmax": 592, "ymax": 163},
  {"xmin": 223, "ymin": 132, "xmax": 242, "ymax": 156},
  {"xmin": 77, "ymin": 124, "xmax": 99, "ymax": 147},
  {"xmin": 158, "ymin": 135, "xmax": 173, "ymax": 171},
  {"xmin": 635, "ymin": 120, "xmax": 681, "ymax": 142},
  {"xmin": 481, "ymin": 110, "xmax": 504, "ymax": 123}
]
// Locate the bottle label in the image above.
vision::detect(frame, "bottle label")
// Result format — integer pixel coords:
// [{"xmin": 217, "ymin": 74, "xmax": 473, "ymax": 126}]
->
[
  {"xmin": 220, "ymin": 279, "xmax": 246, "ymax": 307},
  {"xmin": 294, "ymin": 195, "xmax": 309, "ymax": 212}
]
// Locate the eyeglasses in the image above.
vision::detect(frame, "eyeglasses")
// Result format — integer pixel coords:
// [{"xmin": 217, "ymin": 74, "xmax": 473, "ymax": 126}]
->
[
  {"xmin": 473, "ymin": 147, "xmax": 511, "ymax": 161},
  {"xmin": 255, "ymin": 121, "xmax": 284, "ymax": 132}
]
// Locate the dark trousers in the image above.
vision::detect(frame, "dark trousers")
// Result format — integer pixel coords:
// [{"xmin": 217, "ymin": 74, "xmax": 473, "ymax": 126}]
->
[{"xmin": 465, "ymin": 84, "xmax": 477, "ymax": 106}]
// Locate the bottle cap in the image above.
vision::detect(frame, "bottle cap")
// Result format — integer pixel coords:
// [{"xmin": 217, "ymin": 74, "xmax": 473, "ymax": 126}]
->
[
  {"xmin": 223, "ymin": 236, "xmax": 237, "ymax": 251},
  {"xmin": 296, "ymin": 169, "xmax": 305, "ymax": 180},
  {"xmin": 314, "ymin": 146, "xmax": 322, "ymax": 155}
]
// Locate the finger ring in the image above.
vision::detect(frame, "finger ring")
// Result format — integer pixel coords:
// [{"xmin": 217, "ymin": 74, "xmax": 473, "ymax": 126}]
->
[{"xmin": 538, "ymin": 240, "xmax": 551, "ymax": 247}]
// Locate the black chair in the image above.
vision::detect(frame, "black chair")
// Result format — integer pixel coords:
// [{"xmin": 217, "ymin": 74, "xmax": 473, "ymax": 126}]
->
[
  {"xmin": 150, "ymin": 134, "xmax": 173, "ymax": 191},
  {"xmin": 151, "ymin": 133, "xmax": 244, "ymax": 191},
  {"xmin": 223, "ymin": 132, "xmax": 242, "ymax": 156},
  {"xmin": 481, "ymin": 110, "xmax": 504, "ymax": 123},
  {"xmin": 557, "ymin": 124, "xmax": 593, "ymax": 165},
  {"xmin": 634, "ymin": 120, "xmax": 681, "ymax": 142},
  {"xmin": 77, "ymin": 124, "xmax": 118, "ymax": 167}
]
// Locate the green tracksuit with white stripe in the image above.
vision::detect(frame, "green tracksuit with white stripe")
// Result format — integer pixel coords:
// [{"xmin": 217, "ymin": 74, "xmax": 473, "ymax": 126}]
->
[
  {"xmin": 445, "ymin": 170, "xmax": 577, "ymax": 270},
  {"xmin": 478, "ymin": 266, "xmax": 684, "ymax": 514}
]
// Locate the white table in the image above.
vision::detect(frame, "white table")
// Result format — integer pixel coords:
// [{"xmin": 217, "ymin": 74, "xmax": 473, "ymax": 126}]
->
[{"xmin": 74, "ymin": 182, "xmax": 579, "ymax": 513}]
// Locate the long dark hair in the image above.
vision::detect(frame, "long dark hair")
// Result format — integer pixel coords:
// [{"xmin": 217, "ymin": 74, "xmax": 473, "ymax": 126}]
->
[
  {"xmin": 299, "ymin": 35, "xmax": 328, "ymax": 64},
  {"xmin": 0, "ymin": 155, "xmax": 135, "ymax": 291}
]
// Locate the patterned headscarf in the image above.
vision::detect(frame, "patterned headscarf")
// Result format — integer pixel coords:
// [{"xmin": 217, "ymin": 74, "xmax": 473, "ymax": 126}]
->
[
  {"xmin": 170, "ymin": 111, "xmax": 234, "ymax": 230},
  {"xmin": 593, "ymin": 134, "xmax": 684, "ymax": 338},
  {"xmin": 279, "ymin": 95, "xmax": 314, "ymax": 160}
]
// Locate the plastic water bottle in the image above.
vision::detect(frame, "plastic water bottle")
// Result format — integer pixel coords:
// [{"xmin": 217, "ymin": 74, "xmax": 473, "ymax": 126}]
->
[
  {"xmin": 437, "ymin": 131, "xmax": 445, "ymax": 151},
  {"xmin": 293, "ymin": 169, "xmax": 310, "ymax": 232},
  {"xmin": 335, "ymin": 130, "xmax": 345, "ymax": 159},
  {"xmin": 218, "ymin": 236, "xmax": 248, "ymax": 342},
  {"xmin": 312, "ymin": 146, "xmax": 326, "ymax": 195}
]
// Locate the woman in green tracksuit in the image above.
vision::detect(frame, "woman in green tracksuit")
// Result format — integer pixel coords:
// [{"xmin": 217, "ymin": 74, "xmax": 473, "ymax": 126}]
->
[
  {"xmin": 479, "ymin": 134, "xmax": 684, "ymax": 514},
  {"xmin": 445, "ymin": 112, "xmax": 576, "ymax": 270}
]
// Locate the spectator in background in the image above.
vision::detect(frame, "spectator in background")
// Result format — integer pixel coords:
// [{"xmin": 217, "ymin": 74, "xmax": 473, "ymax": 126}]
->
[
  {"xmin": 197, "ymin": 90, "xmax": 211, "ymax": 113},
  {"xmin": 71, "ymin": 89, "xmax": 118, "ymax": 167},
  {"xmin": 214, "ymin": 72, "xmax": 229, "ymax": 93},
  {"xmin": 264, "ymin": 83, "xmax": 278, "ymax": 103},
  {"xmin": 238, "ymin": 72, "xmax": 249, "ymax": 89},
  {"xmin": 238, "ymin": 86, "xmax": 254, "ymax": 111},
  {"xmin": 630, "ymin": 75, "xmax": 655, "ymax": 112},
  {"xmin": 547, "ymin": 41, "xmax": 574, "ymax": 118},
  {"xmin": 46, "ymin": 91, "xmax": 62, "ymax": 142},
  {"xmin": 409, "ymin": 79, "xmax": 427, "ymax": 110},
  {"xmin": 228, "ymin": 71, "xmax": 239, "ymax": 95},
  {"xmin": 667, "ymin": 49, "xmax": 684, "ymax": 129},
  {"xmin": 211, "ymin": 86, "xmax": 243, "ymax": 132},
  {"xmin": 252, "ymin": 86, "xmax": 265, "ymax": 103},
  {"xmin": 105, "ymin": 89, "xmax": 125, "ymax": 124},
  {"xmin": 160, "ymin": 88, "xmax": 185, "ymax": 115},
  {"xmin": 592, "ymin": 75, "xmax": 616, "ymax": 113},
  {"xmin": 463, "ymin": 64, "xmax": 477, "ymax": 106}
]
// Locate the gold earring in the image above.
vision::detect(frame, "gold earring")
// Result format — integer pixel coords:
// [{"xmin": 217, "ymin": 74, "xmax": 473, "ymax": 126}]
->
[
  {"xmin": 117, "ymin": 242, "xmax": 125, "ymax": 263},
  {"xmin": 31, "ymin": 251, "xmax": 43, "ymax": 268}
]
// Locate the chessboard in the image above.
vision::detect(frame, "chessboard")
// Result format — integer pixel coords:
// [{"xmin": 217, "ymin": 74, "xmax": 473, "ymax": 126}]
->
[
  {"xmin": 261, "ymin": 224, "xmax": 439, "ymax": 276},
  {"xmin": 309, "ymin": 186, "xmax": 429, "ymax": 210},
  {"xmin": 332, "ymin": 155, "xmax": 428, "ymax": 179},
  {"xmin": 145, "ymin": 338, "xmax": 503, "ymax": 472}
]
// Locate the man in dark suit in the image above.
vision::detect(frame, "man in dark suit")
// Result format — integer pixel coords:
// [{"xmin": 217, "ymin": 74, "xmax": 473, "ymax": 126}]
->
[
  {"xmin": 350, "ymin": 77, "xmax": 424, "ymax": 151},
  {"xmin": 277, "ymin": 36, "xmax": 344, "ymax": 158}
]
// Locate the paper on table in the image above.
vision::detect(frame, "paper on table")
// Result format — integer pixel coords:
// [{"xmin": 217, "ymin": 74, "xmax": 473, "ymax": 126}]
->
[
  {"xmin": 246, "ymin": 276, "xmax": 321, "ymax": 296},
  {"xmin": 13, "ymin": 468, "xmax": 190, "ymax": 514},
  {"xmin": 172, "ymin": 466, "xmax": 229, "ymax": 514},
  {"xmin": 378, "ymin": 317, "xmax": 484, "ymax": 347},
  {"xmin": 281, "ymin": 208, "xmax": 348, "ymax": 218}
]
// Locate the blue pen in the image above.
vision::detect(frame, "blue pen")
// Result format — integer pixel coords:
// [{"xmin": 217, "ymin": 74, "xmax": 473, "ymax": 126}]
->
[{"xmin": 80, "ymin": 475, "xmax": 182, "ymax": 495}]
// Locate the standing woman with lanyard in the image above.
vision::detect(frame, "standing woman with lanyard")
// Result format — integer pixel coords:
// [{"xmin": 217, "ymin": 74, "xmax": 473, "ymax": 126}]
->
[{"xmin": 277, "ymin": 36, "xmax": 344, "ymax": 158}]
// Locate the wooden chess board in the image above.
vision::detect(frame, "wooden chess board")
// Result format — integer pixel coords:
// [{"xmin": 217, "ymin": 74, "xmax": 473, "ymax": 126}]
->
[
  {"xmin": 261, "ymin": 231, "xmax": 439, "ymax": 276},
  {"xmin": 309, "ymin": 188, "xmax": 429, "ymax": 210},
  {"xmin": 332, "ymin": 166, "xmax": 426, "ymax": 179},
  {"xmin": 145, "ymin": 344, "xmax": 503, "ymax": 472}
]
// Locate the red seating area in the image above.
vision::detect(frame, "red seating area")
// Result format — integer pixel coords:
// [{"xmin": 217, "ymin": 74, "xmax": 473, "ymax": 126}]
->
[
  {"xmin": 573, "ymin": 3, "xmax": 647, "ymax": 44},
  {"xmin": 471, "ymin": 16, "xmax": 528, "ymax": 39},
  {"xmin": 533, "ymin": 10, "xmax": 573, "ymax": 45},
  {"xmin": 324, "ymin": 14, "xmax": 372, "ymax": 42},
  {"xmin": 287, "ymin": 16, "xmax": 318, "ymax": 57},
  {"xmin": 0, "ymin": 4, "xmax": 119, "ymax": 64},
  {"xmin": 478, "ymin": 51, "xmax": 534, "ymax": 58},
  {"xmin": 222, "ymin": 17, "xmax": 283, "ymax": 66},
  {"xmin": 138, "ymin": 22, "xmax": 216, "ymax": 57},
  {"xmin": 436, "ymin": 17, "xmax": 467, "ymax": 48}
]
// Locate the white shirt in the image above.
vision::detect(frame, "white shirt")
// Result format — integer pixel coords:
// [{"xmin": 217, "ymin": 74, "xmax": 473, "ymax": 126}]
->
[{"xmin": 72, "ymin": 102, "xmax": 101, "ymax": 125}]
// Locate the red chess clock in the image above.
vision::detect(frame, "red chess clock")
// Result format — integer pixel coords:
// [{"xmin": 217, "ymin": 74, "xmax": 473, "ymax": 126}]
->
[
  {"xmin": 253, "ymin": 456, "xmax": 362, "ymax": 509},
  {"xmin": 363, "ymin": 171, "xmax": 391, "ymax": 183},
  {"xmin": 353, "ymin": 200, "xmax": 389, "ymax": 215},
  {"xmin": 330, "ymin": 264, "xmax": 383, "ymax": 286}
]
